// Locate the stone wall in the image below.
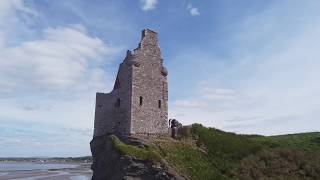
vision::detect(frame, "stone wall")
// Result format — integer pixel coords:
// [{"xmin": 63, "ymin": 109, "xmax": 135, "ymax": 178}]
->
[
  {"xmin": 94, "ymin": 62, "xmax": 133, "ymax": 137},
  {"xmin": 93, "ymin": 29, "xmax": 168, "ymax": 137},
  {"xmin": 131, "ymin": 29, "xmax": 168, "ymax": 134}
]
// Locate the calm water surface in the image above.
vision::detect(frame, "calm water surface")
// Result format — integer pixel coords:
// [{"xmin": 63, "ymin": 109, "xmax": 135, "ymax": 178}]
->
[
  {"xmin": 0, "ymin": 162, "xmax": 79, "ymax": 171},
  {"xmin": 0, "ymin": 162, "xmax": 92, "ymax": 180}
]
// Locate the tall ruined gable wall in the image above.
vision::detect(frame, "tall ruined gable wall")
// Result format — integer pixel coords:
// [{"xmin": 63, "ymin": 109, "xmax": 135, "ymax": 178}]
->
[
  {"xmin": 93, "ymin": 29, "xmax": 168, "ymax": 137},
  {"xmin": 130, "ymin": 30, "xmax": 168, "ymax": 134}
]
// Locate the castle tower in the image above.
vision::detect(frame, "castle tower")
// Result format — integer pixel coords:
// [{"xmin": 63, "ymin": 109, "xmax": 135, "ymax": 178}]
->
[{"xmin": 93, "ymin": 29, "xmax": 168, "ymax": 137}]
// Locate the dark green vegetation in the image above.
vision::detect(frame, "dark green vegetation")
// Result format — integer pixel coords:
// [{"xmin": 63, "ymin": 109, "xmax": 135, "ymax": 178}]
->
[
  {"xmin": 253, "ymin": 132, "xmax": 320, "ymax": 152},
  {"xmin": 112, "ymin": 124, "xmax": 320, "ymax": 180},
  {"xmin": 162, "ymin": 124, "xmax": 320, "ymax": 180}
]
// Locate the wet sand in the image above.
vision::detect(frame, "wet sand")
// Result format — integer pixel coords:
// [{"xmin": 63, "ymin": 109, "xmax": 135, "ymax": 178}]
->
[{"xmin": 0, "ymin": 163, "xmax": 92, "ymax": 180}]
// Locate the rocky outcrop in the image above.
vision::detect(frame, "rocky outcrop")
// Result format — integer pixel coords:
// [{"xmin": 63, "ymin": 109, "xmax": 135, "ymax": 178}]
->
[{"xmin": 90, "ymin": 134, "xmax": 185, "ymax": 180}]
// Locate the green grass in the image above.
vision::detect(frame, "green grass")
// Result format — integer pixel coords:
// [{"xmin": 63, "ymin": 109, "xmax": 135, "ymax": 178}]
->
[
  {"xmin": 109, "ymin": 125, "xmax": 320, "ymax": 180},
  {"xmin": 151, "ymin": 124, "xmax": 265, "ymax": 179},
  {"xmin": 110, "ymin": 135, "xmax": 162, "ymax": 163},
  {"xmin": 155, "ymin": 140, "xmax": 226, "ymax": 180},
  {"xmin": 190, "ymin": 124, "xmax": 264, "ymax": 160},
  {"xmin": 154, "ymin": 124, "xmax": 320, "ymax": 180}
]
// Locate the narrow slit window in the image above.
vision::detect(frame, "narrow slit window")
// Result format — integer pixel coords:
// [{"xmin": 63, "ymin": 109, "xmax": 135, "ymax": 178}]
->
[
  {"xmin": 158, "ymin": 100, "xmax": 161, "ymax": 108},
  {"xmin": 115, "ymin": 98, "xmax": 120, "ymax": 107},
  {"xmin": 140, "ymin": 96, "xmax": 143, "ymax": 106}
]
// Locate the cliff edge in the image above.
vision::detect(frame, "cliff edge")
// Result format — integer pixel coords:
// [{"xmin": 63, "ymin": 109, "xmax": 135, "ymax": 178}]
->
[
  {"xmin": 90, "ymin": 134, "xmax": 185, "ymax": 180},
  {"xmin": 91, "ymin": 124, "xmax": 320, "ymax": 180}
]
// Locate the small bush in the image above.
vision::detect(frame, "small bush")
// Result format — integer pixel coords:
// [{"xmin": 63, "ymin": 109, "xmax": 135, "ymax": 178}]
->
[{"xmin": 234, "ymin": 148, "xmax": 320, "ymax": 179}]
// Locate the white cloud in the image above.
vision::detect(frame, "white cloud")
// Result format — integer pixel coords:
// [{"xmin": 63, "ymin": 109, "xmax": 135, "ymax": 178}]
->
[
  {"xmin": 202, "ymin": 88, "xmax": 236, "ymax": 101},
  {"xmin": 171, "ymin": 1, "xmax": 320, "ymax": 135},
  {"xmin": 0, "ymin": 120, "xmax": 92, "ymax": 156},
  {"xmin": 0, "ymin": 0, "xmax": 37, "ymax": 48},
  {"xmin": 173, "ymin": 100, "xmax": 206, "ymax": 108},
  {"xmin": 0, "ymin": 0, "xmax": 36, "ymax": 17},
  {"xmin": 0, "ymin": 1, "xmax": 117, "ymax": 98},
  {"xmin": 140, "ymin": 0, "xmax": 158, "ymax": 11},
  {"xmin": 0, "ymin": 26, "xmax": 119, "ymax": 96},
  {"xmin": 187, "ymin": 4, "xmax": 200, "ymax": 16},
  {"xmin": 172, "ymin": 88, "xmax": 236, "ymax": 109},
  {"xmin": 190, "ymin": 8, "xmax": 200, "ymax": 16},
  {"xmin": 0, "ymin": 0, "xmax": 123, "ymax": 156}
]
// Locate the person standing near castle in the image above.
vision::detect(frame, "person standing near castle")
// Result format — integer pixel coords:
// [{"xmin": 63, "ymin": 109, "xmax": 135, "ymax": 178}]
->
[{"xmin": 170, "ymin": 119, "xmax": 179, "ymax": 139}]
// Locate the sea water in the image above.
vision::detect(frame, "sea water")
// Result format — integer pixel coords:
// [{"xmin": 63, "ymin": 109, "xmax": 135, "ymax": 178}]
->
[
  {"xmin": 0, "ymin": 162, "xmax": 91, "ymax": 180},
  {"xmin": 0, "ymin": 162, "xmax": 79, "ymax": 171}
]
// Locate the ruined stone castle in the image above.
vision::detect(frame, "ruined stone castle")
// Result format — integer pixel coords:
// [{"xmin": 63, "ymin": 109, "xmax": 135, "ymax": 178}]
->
[{"xmin": 93, "ymin": 29, "xmax": 168, "ymax": 137}]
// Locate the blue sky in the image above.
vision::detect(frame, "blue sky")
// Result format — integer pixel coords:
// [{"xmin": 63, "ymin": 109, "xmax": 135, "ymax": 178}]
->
[{"xmin": 0, "ymin": 0, "xmax": 320, "ymax": 157}]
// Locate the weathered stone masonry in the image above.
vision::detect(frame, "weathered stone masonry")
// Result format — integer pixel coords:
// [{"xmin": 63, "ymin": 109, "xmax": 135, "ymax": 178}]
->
[{"xmin": 93, "ymin": 29, "xmax": 168, "ymax": 137}]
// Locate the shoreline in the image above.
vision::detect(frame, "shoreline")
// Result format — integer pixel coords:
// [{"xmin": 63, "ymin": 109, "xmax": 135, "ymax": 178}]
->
[{"xmin": 0, "ymin": 162, "xmax": 92, "ymax": 180}]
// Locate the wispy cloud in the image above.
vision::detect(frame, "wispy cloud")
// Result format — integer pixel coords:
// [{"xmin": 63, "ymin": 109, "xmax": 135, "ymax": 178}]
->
[
  {"xmin": 187, "ymin": 4, "xmax": 200, "ymax": 16},
  {"xmin": 0, "ymin": 25, "xmax": 119, "ymax": 97},
  {"xmin": 0, "ymin": 0, "xmax": 122, "ymax": 156},
  {"xmin": 173, "ymin": 100, "xmax": 206, "ymax": 108},
  {"xmin": 0, "ymin": 0, "xmax": 37, "ymax": 18},
  {"xmin": 202, "ymin": 88, "xmax": 236, "ymax": 101},
  {"xmin": 140, "ymin": 0, "xmax": 158, "ymax": 11},
  {"xmin": 1, "ymin": 0, "xmax": 320, "ymax": 157},
  {"xmin": 0, "ymin": 120, "xmax": 92, "ymax": 157},
  {"xmin": 0, "ymin": 0, "xmax": 38, "ymax": 48},
  {"xmin": 170, "ymin": 1, "xmax": 320, "ymax": 135}
]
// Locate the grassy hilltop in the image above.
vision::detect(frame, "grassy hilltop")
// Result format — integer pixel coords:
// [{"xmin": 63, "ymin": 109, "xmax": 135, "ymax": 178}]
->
[{"xmin": 112, "ymin": 124, "xmax": 320, "ymax": 180}]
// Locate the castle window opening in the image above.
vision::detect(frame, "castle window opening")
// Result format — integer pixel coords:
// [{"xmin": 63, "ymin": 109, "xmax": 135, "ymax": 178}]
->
[
  {"xmin": 140, "ymin": 96, "xmax": 143, "ymax": 106},
  {"xmin": 115, "ymin": 98, "xmax": 120, "ymax": 107},
  {"xmin": 158, "ymin": 100, "xmax": 161, "ymax": 108}
]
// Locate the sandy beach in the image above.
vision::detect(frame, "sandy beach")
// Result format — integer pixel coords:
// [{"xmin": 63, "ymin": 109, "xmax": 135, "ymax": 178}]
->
[{"xmin": 0, "ymin": 162, "xmax": 92, "ymax": 180}]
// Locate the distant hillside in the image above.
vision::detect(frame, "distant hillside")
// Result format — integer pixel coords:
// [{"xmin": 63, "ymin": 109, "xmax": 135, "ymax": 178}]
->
[{"xmin": 91, "ymin": 124, "xmax": 320, "ymax": 180}]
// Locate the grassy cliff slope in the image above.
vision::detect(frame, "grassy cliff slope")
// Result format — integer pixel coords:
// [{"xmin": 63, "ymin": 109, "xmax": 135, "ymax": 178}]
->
[
  {"xmin": 112, "ymin": 124, "xmax": 320, "ymax": 180},
  {"xmin": 155, "ymin": 124, "xmax": 320, "ymax": 180}
]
